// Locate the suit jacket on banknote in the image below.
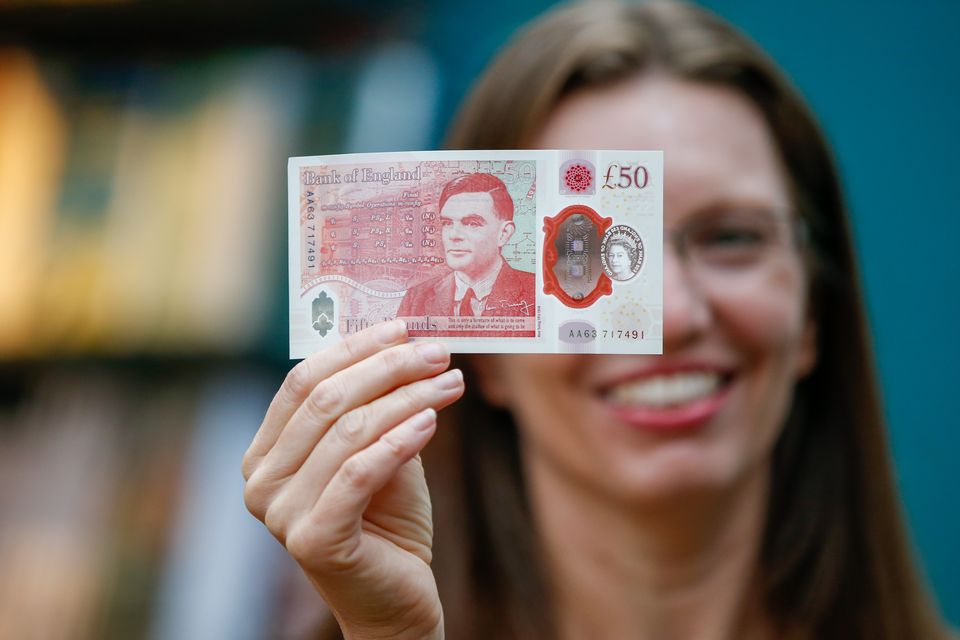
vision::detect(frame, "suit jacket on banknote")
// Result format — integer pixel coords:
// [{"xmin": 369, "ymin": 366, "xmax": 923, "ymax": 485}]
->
[{"xmin": 397, "ymin": 262, "xmax": 536, "ymax": 317}]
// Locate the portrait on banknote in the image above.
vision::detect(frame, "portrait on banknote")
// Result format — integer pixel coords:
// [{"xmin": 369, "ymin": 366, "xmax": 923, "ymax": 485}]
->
[
  {"xmin": 396, "ymin": 173, "xmax": 535, "ymax": 322},
  {"xmin": 601, "ymin": 225, "xmax": 644, "ymax": 282},
  {"xmin": 295, "ymin": 158, "xmax": 538, "ymax": 342}
]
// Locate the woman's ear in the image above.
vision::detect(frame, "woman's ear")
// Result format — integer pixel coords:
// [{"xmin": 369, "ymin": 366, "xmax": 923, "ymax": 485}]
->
[{"xmin": 468, "ymin": 355, "xmax": 510, "ymax": 407}]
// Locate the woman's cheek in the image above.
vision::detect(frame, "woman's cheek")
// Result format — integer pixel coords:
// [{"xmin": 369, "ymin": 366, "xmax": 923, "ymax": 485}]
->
[
  {"xmin": 710, "ymin": 268, "xmax": 809, "ymax": 459},
  {"xmin": 498, "ymin": 355, "xmax": 597, "ymax": 461},
  {"xmin": 498, "ymin": 355, "xmax": 582, "ymax": 388},
  {"xmin": 498, "ymin": 355, "xmax": 581, "ymax": 415},
  {"xmin": 711, "ymin": 265, "xmax": 809, "ymax": 353}
]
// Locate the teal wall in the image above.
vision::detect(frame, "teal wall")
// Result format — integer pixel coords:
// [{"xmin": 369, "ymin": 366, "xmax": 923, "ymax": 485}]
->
[{"xmin": 424, "ymin": 0, "xmax": 960, "ymax": 624}]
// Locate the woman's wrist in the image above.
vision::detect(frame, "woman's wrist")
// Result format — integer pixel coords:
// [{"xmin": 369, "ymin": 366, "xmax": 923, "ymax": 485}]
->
[
  {"xmin": 341, "ymin": 621, "xmax": 444, "ymax": 640},
  {"xmin": 339, "ymin": 607, "xmax": 444, "ymax": 640}
]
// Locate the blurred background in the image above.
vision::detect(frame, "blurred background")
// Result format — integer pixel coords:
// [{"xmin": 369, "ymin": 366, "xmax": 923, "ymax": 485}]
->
[{"xmin": 0, "ymin": 0, "xmax": 957, "ymax": 637}]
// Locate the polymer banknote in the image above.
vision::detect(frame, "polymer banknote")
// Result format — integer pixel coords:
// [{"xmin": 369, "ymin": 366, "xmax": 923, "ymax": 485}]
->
[{"xmin": 289, "ymin": 150, "xmax": 662, "ymax": 356}]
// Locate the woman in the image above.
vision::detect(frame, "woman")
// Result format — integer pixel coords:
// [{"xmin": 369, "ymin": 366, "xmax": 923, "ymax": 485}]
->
[
  {"xmin": 605, "ymin": 237, "xmax": 638, "ymax": 281},
  {"xmin": 242, "ymin": 1, "xmax": 950, "ymax": 638}
]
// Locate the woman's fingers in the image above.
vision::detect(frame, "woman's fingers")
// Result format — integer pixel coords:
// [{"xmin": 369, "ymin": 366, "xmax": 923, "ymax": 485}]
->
[
  {"xmin": 243, "ymin": 320, "xmax": 408, "ymax": 478},
  {"xmin": 257, "ymin": 341, "xmax": 452, "ymax": 480},
  {"xmin": 272, "ymin": 369, "xmax": 464, "ymax": 522},
  {"xmin": 286, "ymin": 408, "xmax": 439, "ymax": 572}
]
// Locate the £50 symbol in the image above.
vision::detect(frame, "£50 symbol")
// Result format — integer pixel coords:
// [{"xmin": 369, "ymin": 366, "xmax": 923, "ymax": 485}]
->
[{"xmin": 602, "ymin": 164, "xmax": 649, "ymax": 190}]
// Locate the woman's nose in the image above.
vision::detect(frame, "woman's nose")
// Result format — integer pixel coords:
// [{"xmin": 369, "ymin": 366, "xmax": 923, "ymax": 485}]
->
[{"xmin": 662, "ymin": 247, "xmax": 713, "ymax": 352}]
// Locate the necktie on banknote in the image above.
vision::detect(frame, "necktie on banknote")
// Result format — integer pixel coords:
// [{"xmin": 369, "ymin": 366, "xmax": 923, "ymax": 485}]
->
[
  {"xmin": 289, "ymin": 150, "xmax": 663, "ymax": 355},
  {"xmin": 459, "ymin": 288, "xmax": 477, "ymax": 318}
]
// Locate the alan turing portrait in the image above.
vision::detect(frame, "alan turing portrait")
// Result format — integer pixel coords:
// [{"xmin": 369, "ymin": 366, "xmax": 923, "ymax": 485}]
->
[{"xmin": 397, "ymin": 173, "xmax": 535, "ymax": 318}]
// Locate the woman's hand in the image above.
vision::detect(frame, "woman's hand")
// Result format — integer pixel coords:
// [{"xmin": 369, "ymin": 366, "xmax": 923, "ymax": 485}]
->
[{"xmin": 242, "ymin": 320, "xmax": 463, "ymax": 640}]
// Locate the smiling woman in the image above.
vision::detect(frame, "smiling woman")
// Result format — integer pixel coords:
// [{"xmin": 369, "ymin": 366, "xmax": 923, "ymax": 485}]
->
[
  {"xmin": 242, "ymin": 1, "xmax": 952, "ymax": 639},
  {"xmin": 435, "ymin": 1, "xmax": 950, "ymax": 638}
]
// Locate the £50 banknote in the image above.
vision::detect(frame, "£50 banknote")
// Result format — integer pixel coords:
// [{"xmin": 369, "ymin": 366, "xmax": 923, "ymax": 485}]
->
[{"xmin": 289, "ymin": 150, "xmax": 662, "ymax": 356}]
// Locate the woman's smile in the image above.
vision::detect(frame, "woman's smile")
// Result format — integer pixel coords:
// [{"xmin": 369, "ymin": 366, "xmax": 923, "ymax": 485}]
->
[
  {"xmin": 479, "ymin": 74, "xmax": 815, "ymax": 503},
  {"xmin": 597, "ymin": 364, "xmax": 736, "ymax": 432}
]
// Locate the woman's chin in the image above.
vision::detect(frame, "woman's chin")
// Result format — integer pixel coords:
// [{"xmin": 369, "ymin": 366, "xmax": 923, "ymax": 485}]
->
[{"xmin": 599, "ymin": 445, "xmax": 747, "ymax": 506}]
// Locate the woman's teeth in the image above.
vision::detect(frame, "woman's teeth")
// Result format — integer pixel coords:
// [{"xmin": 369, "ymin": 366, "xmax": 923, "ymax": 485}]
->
[{"xmin": 607, "ymin": 372, "xmax": 722, "ymax": 408}]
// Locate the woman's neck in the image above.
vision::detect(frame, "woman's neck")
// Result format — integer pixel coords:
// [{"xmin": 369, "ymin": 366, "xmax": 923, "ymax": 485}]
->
[{"xmin": 526, "ymin": 458, "xmax": 775, "ymax": 640}]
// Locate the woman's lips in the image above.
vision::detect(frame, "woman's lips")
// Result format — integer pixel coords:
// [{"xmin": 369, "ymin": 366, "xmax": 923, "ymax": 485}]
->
[{"xmin": 600, "ymin": 369, "xmax": 734, "ymax": 432}]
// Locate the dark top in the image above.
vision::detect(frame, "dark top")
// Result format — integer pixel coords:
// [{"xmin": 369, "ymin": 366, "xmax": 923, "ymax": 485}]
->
[{"xmin": 397, "ymin": 262, "xmax": 535, "ymax": 317}]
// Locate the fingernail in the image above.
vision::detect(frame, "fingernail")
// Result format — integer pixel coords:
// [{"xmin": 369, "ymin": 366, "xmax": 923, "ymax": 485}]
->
[
  {"xmin": 376, "ymin": 319, "xmax": 406, "ymax": 344},
  {"xmin": 433, "ymin": 368, "xmax": 463, "ymax": 390},
  {"xmin": 416, "ymin": 342, "xmax": 448, "ymax": 364},
  {"xmin": 411, "ymin": 408, "xmax": 437, "ymax": 431}
]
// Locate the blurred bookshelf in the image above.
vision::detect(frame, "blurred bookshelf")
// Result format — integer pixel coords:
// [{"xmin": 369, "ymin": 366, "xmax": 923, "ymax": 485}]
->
[
  {"xmin": 0, "ymin": 9, "xmax": 395, "ymax": 362},
  {"xmin": 0, "ymin": 2, "xmax": 439, "ymax": 637}
]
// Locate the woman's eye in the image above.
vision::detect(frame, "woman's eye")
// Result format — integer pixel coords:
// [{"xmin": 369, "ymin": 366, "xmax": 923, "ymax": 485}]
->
[
  {"xmin": 700, "ymin": 227, "xmax": 765, "ymax": 247},
  {"xmin": 689, "ymin": 223, "xmax": 774, "ymax": 267}
]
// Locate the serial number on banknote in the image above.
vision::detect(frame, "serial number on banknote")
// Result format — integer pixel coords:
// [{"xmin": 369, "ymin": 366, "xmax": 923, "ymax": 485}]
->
[{"xmin": 568, "ymin": 329, "xmax": 646, "ymax": 340}]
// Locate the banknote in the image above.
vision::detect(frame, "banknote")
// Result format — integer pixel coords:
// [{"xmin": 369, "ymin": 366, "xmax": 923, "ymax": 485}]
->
[{"xmin": 289, "ymin": 150, "xmax": 662, "ymax": 356}]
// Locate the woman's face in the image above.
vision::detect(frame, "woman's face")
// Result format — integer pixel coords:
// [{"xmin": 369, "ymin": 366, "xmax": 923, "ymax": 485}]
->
[
  {"xmin": 608, "ymin": 244, "xmax": 631, "ymax": 278},
  {"xmin": 478, "ymin": 76, "xmax": 816, "ymax": 503}
]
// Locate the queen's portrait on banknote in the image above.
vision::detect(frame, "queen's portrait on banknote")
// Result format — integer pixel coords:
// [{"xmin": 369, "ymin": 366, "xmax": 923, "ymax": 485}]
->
[
  {"xmin": 602, "ymin": 231, "xmax": 643, "ymax": 282},
  {"xmin": 396, "ymin": 173, "xmax": 535, "ymax": 318},
  {"xmin": 606, "ymin": 238, "xmax": 634, "ymax": 280},
  {"xmin": 247, "ymin": 1, "xmax": 953, "ymax": 639}
]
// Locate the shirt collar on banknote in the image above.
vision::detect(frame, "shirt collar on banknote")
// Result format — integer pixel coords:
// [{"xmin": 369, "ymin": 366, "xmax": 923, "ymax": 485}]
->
[{"xmin": 453, "ymin": 258, "xmax": 504, "ymax": 302}]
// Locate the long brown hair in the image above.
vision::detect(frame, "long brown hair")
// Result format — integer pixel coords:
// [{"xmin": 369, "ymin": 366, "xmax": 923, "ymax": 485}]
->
[{"xmin": 422, "ymin": 1, "xmax": 949, "ymax": 639}]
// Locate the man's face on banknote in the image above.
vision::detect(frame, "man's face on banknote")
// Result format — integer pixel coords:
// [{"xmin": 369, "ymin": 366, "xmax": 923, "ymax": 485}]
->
[{"xmin": 440, "ymin": 192, "xmax": 514, "ymax": 281}]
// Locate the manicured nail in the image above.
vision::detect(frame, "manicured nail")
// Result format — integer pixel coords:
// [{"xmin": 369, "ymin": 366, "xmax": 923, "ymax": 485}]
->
[
  {"xmin": 415, "ymin": 342, "xmax": 448, "ymax": 364},
  {"xmin": 411, "ymin": 408, "xmax": 437, "ymax": 432},
  {"xmin": 433, "ymin": 368, "xmax": 463, "ymax": 390},
  {"xmin": 376, "ymin": 319, "xmax": 406, "ymax": 344}
]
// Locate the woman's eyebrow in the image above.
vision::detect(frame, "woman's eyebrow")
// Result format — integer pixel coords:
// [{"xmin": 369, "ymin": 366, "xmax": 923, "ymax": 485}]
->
[
  {"xmin": 674, "ymin": 198, "xmax": 791, "ymax": 226},
  {"xmin": 699, "ymin": 195, "xmax": 790, "ymax": 215}
]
